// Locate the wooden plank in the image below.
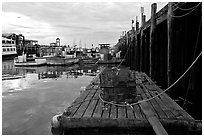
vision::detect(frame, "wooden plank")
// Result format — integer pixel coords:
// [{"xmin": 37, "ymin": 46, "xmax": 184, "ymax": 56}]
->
[
  {"xmin": 140, "ymin": 101, "xmax": 168, "ymax": 135},
  {"xmin": 148, "ymin": 89, "xmax": 175, "ymax": 119},
  {"xmin": 101, "ymin": 103, "xmax": 111, "ymax": 118},
  {"xmin": 66, "ymin": 86, "xmax": 93, "ymax": 117},
  {"xmin": 137, "ymin": 84, "xmax": 160, "ymax": 119},
  {"xmin": 117, "ymin": 106, "xmax": 126, "ymax": 118},
  {"xmin": 126, "ymin": 105, "xmax": 135, "ymax": 119},
  {"xmin": 143, "ymin": 73, "xmax": 194, "ymax": 120},
  {"xmin": 73, "ymin": 87, "xmax": 98, "ymax": 118},
  {"xmin": 83, "ymin": 88, "xmax": 100, "ymax": 117},
  {"xmin": 133, "ymin": 85, "xmax": 147, "ymax": 120},
  {"xmin": 109, "ymin": 104, "xmax": 117, "ymax": 119},
  {"xmin": 142, "ymin": 84, "xmax": 168, "ymax": 119},
  {"xmin": 92, "ymin": 97, "xmax": 103, "ymax": 118}
]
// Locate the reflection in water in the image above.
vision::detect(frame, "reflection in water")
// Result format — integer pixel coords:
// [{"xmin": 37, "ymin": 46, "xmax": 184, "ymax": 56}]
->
[
  {"xmin": 2, "ymin": 60, "xmax": 100, "ymax": 80},
  {"xmin": 2, "ymin": 60, "xmax": 102, "ymax": 135}
]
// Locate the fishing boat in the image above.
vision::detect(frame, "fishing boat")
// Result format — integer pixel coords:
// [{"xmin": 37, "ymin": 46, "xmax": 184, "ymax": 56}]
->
[
  {"xmin": 2, "ymin": 74, "xmax": 25, "ymax": 80},
  {"xmin": 79, "ymin": 57, "xmax": 99, "ymax": 64},
  {"xmin": 45, "ymin": 56, "xmax": 79, "ymax": 66},
  {"xmin": 14, "ymin": 54, "xmax": 46, "ymax": 67}
]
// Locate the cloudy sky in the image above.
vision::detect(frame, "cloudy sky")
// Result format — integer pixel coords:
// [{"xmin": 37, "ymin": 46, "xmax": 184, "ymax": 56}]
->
[{"xmin": 2, "ymin": 2, "xmax": 167, "ymax": 48}]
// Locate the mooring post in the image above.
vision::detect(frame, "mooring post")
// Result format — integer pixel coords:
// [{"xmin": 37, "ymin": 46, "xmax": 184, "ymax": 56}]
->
[
  {"xmin": 140, "ymin": 7, "xmax": 145, "ymax": 72},
  {"xmin": 150, "ymin": 3, "xmax": 157, "ymax": 77},
  {"xmin": 167, "ymin": 2, "xmax": 174, "ymax": 95}
]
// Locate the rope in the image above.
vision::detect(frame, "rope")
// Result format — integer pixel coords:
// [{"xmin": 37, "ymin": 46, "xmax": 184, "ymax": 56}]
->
[
  {"xmin": 182, "ymin": 17, "xmax": 202, "ymax": 108},
  {"xmin": 99, "ymin": 51, "xmax": 202, "ymax": 108},
  {"xmin": 169, "ymin": 3, "xmax": 200, "ymax": 18},
  {"xmin": 177, "ymin": 3, "xmax": 201, "ymax": 11},
  {"xmin": 116, "ymin": 39, "xmax": 131, "ymax": 69}
]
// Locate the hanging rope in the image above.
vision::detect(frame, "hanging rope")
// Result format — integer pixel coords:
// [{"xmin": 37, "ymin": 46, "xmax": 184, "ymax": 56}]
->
[
  {"xmin": 116, "ymin": 38, "xmax": 131, "ymax": 69},
  {"xmin": 177, "ymin": 3, "xmax": 201, "ymax": 11},
  {"xmin": 182, "ymin": 16, "xmax": 202, "ymax": 109},
  {"xmin": 169, "ymin": 3, "xmax": 200, "ymax": 18},
  {"xmin": 99, "ymin": 51, "xmax": 202, "ymax": 108}
]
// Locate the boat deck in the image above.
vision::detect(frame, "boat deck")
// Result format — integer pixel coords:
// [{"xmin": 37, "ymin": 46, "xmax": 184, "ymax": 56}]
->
[{"xmin": 57, "ymin": 68, "xmax": 201, "ymax": 135}]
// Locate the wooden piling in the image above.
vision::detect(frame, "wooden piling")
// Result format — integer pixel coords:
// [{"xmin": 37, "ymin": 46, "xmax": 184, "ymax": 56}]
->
[
  {"xmin": 167, "ymin": 2, "xmax": 174, "ymax": 95},
  {"xmin": 150, "ymin": 3, "xmax": 157, "ymax": 77}
]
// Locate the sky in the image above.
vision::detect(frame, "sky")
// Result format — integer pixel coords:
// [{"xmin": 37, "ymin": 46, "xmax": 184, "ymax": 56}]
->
[{"xmin": 2, "ymin": 2, "xmax": 167, "ymax": 48}]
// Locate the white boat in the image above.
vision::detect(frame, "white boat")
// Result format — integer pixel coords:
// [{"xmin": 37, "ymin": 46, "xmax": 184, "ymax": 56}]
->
[
  {"xmin": 14, "ymin": 54, "xmax": 47, "ymax": 67},
  {"xmin": 2, "ymin": 37, "xmax": 17, "ymax": 60}
]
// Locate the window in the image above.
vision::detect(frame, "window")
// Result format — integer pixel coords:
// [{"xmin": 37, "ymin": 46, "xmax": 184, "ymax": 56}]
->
[
  {"xmin": 10, "ymin": 48, "xmax": 13, "ymax": 51},
  {"xmin": 7, "ymin": 41, "xmax": 11, "ymax": 44},
  {"xmin": 2, "ymin": 40, "xmax": 5, "ymax": 44},
  {"xmin": 7, "ymin": 48, "xmax": 10, "ymax": 51},
  {"xmin": 13, "ymin": 48, "xmax": 16, "ymax": 51},
  {"xmin": 3, "ymin": 48, "xmax": 6, "ymax": 52}
]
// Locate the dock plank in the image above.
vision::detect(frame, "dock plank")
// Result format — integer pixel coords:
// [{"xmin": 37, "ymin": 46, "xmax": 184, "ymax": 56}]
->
[
  {"xmin": 109, "ymin": 104, "xmax": 117, "ymax": 119},
  {"xmin": 92, "ymin": 98, "xmax": 103, "ymax": 118},
  {"xmin": 66, "ymin": 85, "xmax": 93, "ymax": 117},
  {"xmin": 117, "ymin": 106, "xmax": 127, "ymax": 118},
  {"xmin": 101, "ymin": 103, "xmax": 111, "ymax": 118},
  {"xmin": 83, "ymin": 88, "xmax": 100, "ymax": 117},
  {"xmin": 137, "ymin": 85, "xmax": 160, "ymax": 119},
  {"xmin": 73, "ymin": 86, "xmax": 98, "ymax": 118},
  {"xmin": 141, "ymin": 84, "xmax": 167, "ymax": 119},
  {"xmin": 126, "ymin": 105, "xmax": 135, "ymax": 119},
  {"xmin": 140, "ymin": 101, "xmax": 168, "ymax": 135}
]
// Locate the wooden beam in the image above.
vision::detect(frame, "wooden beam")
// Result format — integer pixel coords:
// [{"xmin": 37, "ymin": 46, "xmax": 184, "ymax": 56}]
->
[
  {"xmin": 167, "ymin": 2, "xmax": 174, "ymax": 95},
  {"xmin": 140, "ymin": 101, "xmax": 168, "ymax": 135},
  {"xmin": 60, "ymin": 116, "xmax": 201, "ymax": 131},
  {"xmin": 150, "ymin": 3, "xmax": 157, "ymax": 77}
]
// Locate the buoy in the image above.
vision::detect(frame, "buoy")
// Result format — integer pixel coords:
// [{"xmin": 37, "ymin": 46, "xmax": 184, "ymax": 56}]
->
[
  {"xmin": 51, "ymin": 114, "xmax": 62, "ymax": 128},
  {"xmin": 51, "ymin": 114, "xmax": 63, "ymax": 135}
]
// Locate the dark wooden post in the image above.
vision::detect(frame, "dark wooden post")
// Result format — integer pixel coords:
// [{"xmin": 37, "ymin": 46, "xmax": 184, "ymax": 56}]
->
[
  {"xmin": 140, "ymin": 30, "xmax": 144, "ymax": 71},
  {"xmin": 167, "ymin": 2, "xmax": 174, "ymax": 95},
  {"xmin": 141, "ymin": 7, "xmax": 144, "ymax": 26},
  {"xmin": 150, "ymin": 3, "xmax": 157, "ymax": 77}
]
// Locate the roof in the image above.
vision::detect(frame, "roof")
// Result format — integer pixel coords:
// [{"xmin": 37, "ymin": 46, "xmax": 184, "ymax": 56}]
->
[
  {"xmin": 25, "ymin": 39, "xmax": 38, "ymax": 42},
  {"xmin": 98, "ymin": 43, "xmax": 110, "ymax": 45},
  {"xmin": 2, "ymin": 37, "xmax": 13, "ymax": 41}
]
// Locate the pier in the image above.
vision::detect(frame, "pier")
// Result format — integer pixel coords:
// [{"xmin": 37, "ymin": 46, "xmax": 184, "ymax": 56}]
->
[
  {"xmin": 51, "ymin": 67, "xmax": 201, "ymax": 135},
  {"xmin": 51, "ymin": 2, "xmax": 202, "ymax": 135}
]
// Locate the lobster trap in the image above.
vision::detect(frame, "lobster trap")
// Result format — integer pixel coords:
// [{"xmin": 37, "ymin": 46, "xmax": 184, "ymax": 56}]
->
[{"xmin": 99, "ymin": 67, "xmax": 138, "ymax": 103}]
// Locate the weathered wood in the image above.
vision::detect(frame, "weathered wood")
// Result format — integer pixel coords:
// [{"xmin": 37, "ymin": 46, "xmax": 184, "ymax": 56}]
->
[
  {"xmin": 167, "ymin": 2, "xmax": 174, "ymax": 95},
  {"xmin": 61, "ymin": 68, "xmax": 198, "ymax": 135},
  {"xmin": 83, "ymin": 88, "xmax": 100, "ymax": 117},
  {"xmin": 140, "ymin": 101, "xmax": 168, "ymax": 135},
  {"xmin": 73, "ymin": 87, "xmax": 98, "ymax": 118},
  {"xmin": 117, "ymin": 106, "xmax": 126, "ymax": 118},
  {"xmin": 92, "ymin": 99, "xmax": 103, "ymax": 118},
  {"xmin": 140, "ymin": 30, "xmax": 144, "ymax": 71},
  {"xmin": 150, "ymin": 3, "xmax": 157, "ymax": 77},
  {"xmin": 67, "ymin": 86, "xmax": 93, "ymax": 117},
  {"xmin": 109, "ymin": 104, "xmax": 117, "ymax": 118},
  {"xmin": 142, "ymin": 84, "xmax": 167, "ymax": 119}
]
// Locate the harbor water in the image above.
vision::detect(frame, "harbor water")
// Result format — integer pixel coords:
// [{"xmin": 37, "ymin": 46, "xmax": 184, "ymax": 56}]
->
[{"xmin": 2, "ymin": 60, "xmax": 100, "ymax": 135}]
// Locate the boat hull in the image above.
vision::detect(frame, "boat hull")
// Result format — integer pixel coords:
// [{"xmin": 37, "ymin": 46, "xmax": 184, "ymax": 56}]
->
[{"xmin": 45, "ymin": 57, "xmax": 78, "ymax": 66}]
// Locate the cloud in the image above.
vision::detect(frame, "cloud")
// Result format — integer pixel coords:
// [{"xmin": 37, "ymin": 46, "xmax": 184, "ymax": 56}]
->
[{"xmin": 2, "ymin": 2, "xmax": 167, "ymax": 47}]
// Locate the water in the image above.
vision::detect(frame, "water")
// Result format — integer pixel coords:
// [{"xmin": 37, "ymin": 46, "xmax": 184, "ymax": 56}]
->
[{"xmin": 2, "ymin": 60, "xmax": 100, "ymax": 135}]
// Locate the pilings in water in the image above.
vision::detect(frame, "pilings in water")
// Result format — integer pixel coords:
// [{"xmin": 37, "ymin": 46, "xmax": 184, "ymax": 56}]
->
[{"xmin": 116, "ymin": 2, "xmax": 202, "ymax": 119}]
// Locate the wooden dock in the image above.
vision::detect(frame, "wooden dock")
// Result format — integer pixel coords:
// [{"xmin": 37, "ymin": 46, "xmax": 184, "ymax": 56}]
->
[{"xmin": 52, "ymin": 67, "xmax": 201, "ymax": 135}]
